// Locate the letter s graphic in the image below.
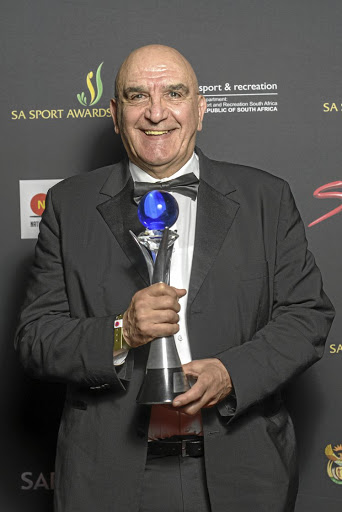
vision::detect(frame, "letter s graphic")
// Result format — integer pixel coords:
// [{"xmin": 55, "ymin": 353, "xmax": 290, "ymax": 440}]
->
[{"xmin": 308, "ymin": 181, "xmax": 342, "ymax": 227}]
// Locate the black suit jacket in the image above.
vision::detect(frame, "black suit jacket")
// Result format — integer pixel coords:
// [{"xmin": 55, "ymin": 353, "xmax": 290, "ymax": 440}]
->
[{"xmin": 16, "ymin": 148, "xmax": 334, "ymax": 512}]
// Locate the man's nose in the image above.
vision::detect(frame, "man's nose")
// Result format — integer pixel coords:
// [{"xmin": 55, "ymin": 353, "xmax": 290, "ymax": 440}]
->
[{"xmin": 144, "ymin": 96, "xmax": 168, "ymax": 123}]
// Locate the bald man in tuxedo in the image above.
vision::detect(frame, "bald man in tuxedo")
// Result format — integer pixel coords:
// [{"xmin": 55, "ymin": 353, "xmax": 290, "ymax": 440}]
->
[{"xmin": 16, "ymin": 45, "xmax": 334, "ymax": 512}]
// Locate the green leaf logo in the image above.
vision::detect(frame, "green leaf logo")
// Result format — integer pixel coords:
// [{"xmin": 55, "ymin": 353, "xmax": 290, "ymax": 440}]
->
[{"xmin": 77, "ymin": 62, "xmax": 104, "ymax": 106}]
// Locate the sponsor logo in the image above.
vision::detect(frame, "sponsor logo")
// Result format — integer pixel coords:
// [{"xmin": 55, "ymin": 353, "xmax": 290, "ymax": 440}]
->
[
  {"xmin": 77, "ymin": 62, "xmax": 104, "ymax": 106},
  {"xmin": 20, "ymin": 471, "xmax": 54, "ymax": 490},
  {"xmin": 325, "ymin": 445, "xmax": 342, "ymax": 485},
  {"xmin": 19, "ymin": 179, "xmax": 63, "ymax": 239},
  {"xmin": 11, "ymin": 107, "xmax": 111, "ymax": 120},
  {"xmin": 30, "ymin": 193, "xmax": 47, "ymax": 216},
  {"xmin": 308, "ymin": 181, "xmax": 342, "ymax": 227},
  {"xmin": 11, "ymin": 62, "xmax": 111, "ymax": 121},
  {"xmin": 323, "ymin": 103, "xmax": 342, "ymax": 113},
  {"xmin": 199, "ymin": 81, "xmax": 278, "ymax": 114},
  {"xmin": 329, "ymin": 344, "xmax": 342, "ymax": 354}
]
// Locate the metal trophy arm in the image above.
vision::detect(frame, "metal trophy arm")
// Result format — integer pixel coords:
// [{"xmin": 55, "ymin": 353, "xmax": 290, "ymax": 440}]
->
[{"xmin": 129, "ymin": 230, "xmax": 154, "ymax": 282}]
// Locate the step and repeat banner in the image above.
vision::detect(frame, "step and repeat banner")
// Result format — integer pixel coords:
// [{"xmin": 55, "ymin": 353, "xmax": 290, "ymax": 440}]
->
[{"xmin": 2, "ymin": 1, "xmax": 341, "ymax": 510}]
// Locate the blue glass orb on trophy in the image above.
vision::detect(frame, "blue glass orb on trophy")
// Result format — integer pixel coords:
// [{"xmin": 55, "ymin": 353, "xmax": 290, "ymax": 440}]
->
[
  {"xmin": 129, "ymin": 190, "xmax": 190, "ymax": 404},
  {"xmin": 136, "ymin": 190, "xmax": 180, "ymax": 266},
  {"xmin": 138, "ymin": 190, "xmax": 179, "ymax": 230}
]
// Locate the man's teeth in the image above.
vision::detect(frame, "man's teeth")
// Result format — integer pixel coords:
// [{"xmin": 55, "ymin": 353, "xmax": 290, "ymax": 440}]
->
[{"xmin": 144, "ymin": 130, "xmax": 169, "ymax": 135}]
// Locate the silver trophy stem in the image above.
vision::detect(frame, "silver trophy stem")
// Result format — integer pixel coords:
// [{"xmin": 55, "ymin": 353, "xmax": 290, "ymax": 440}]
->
[
  {"xmin": 129, "ymin": 227, "xmax": 190, "ymax": 404},
  {"xmin": 152, "ymin": 230, "xmax": 172, "ymax": 283}
]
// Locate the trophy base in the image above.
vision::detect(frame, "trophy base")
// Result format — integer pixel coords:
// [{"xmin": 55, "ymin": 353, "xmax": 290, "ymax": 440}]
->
[{"xmin": 136, "ymin": 367, "xmax": 190, "ymax": 405}]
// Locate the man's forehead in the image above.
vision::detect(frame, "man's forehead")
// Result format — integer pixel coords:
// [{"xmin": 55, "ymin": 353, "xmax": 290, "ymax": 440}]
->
[
  {"xmin": 115, "ymin": 45, "xmax": 199, "ymax": 96},
  {"xmin": 123, "ymin": 78, "xmax": 191, "ymax": 90},
  {"xmin": 122, "ymin": 61, "xmax": 191, "ymax": 85}
]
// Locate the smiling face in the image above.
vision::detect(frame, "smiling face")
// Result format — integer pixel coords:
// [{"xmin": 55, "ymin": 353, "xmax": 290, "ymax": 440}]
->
[{"xmin": 111, "ymin": 45, "xmax": 206, "ymax": 178}]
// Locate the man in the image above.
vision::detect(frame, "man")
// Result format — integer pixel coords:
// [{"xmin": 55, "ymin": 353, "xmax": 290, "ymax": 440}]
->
[{"xmin": 16, "ymin": 45, "xmax": 334, "ymax": 512}]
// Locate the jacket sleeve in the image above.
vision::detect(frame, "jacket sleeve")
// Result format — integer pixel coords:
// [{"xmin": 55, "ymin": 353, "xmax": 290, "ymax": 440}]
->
[
  {"xmin": 216, "ymin": 180, "xmax": 335, "ymax": 420},
  {"xmin": 14, "ymin": 188, "xmax": 132, "ymax": 391}
]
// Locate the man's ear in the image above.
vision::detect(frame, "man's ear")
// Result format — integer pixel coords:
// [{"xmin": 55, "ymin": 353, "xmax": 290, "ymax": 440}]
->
[
  {"xmin": 110, "ymin": 98, "xmax": 120, "ymax": 134},
  {"xmin": 197, "ymin": 95, "xmax": 207, "ymax": 132}
]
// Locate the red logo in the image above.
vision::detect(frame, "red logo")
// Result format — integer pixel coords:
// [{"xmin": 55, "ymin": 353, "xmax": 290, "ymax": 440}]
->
[
  {"xmin": 308, "ymin": 181, "xmax": 342, "ymax": 227},
  {"xmin": 30, "ymin": 193, "xmax": 46, "ymax": 216}
]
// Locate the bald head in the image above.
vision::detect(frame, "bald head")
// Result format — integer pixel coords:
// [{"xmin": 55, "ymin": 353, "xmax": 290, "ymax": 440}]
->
[
  {"xmin": 110, "ymin": 44, "xmax": 206, "ymax": 178},
  {"xmin": 115, "ymin": 45, "xmax": 199, "ymax": 99}
]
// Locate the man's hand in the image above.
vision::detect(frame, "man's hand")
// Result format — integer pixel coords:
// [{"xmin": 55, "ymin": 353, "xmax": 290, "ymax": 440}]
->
[
  {"xmin": 172, "ymin": 358, "xmax": 233, "ymax": 415},
  {"xmin": 122, "ymin": 283, "xmax": 186, "ymax": 348}
]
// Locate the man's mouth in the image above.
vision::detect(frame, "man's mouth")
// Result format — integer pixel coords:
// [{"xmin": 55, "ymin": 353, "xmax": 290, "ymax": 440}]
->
[{"xmin": 143, "ymin": 130, "xmax": 170, "ymax": 135}]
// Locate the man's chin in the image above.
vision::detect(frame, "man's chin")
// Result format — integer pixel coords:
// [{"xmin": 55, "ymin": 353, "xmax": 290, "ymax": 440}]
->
[
  {"xmin": 131, "ymin": 150, "xmax": 193, "ymax": 177},
  {"xmin": 132, "ymin": 153, "xmax": 180, "ymax": 174}
]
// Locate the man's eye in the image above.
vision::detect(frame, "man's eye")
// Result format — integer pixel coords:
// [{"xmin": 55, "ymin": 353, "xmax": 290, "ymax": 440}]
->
[
  {"xmin": 131, "ymin": 94, "xmax": 146, "ymax": 100},
  {"xmin": 168, "ymin": 91, "xmax": 181, "ymax": 98}
]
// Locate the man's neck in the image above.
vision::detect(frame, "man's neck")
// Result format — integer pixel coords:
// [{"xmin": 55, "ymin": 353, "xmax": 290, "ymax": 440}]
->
[
  {"xmin": 129, "ymin": 152, "xmax": 199, "ymax": 183},
  {"xmin": 130, "ymin": 152, "xmax": 197, "ymax": 180}
]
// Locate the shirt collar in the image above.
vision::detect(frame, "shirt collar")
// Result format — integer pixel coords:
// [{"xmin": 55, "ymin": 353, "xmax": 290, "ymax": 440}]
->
[{"xmin": 129, "ymin": 152, "xmax": 199, "ymax": 183}]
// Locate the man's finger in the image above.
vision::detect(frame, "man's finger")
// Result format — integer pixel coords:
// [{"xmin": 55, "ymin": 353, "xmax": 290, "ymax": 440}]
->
[
  {"xmin": 149, "ymin": 296, "xmax": 181, "ymax": 313},
  {"xmin": 147, "ymin": 283, "xmax": 186, "ymax": 299},
  {"xmin": 182, "ymin": 360, "xmax": 207, "ymax": 375},
  {"xmin": 148, "ymin": 310, "xmax": 180, "ymax": 324},
  {"xmin": 172, "ymin": 286, "xmax": 187, "ymax": 299},
  {"xmin": 175, "ymin": 391, "xmax": 213, "ymax": 416},
  {"xmin": 172, "ymin": 379, "xmax": 206, "ymax": 407},
  {"xmin": 149, "ymin": 322, "xmax": 180, "ymax": 338}
]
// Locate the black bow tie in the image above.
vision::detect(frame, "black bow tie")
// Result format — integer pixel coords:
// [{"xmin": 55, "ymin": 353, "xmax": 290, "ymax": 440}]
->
[{"xmin": 133, "ymin": 172, "xmax": 199, "ymax": 204}]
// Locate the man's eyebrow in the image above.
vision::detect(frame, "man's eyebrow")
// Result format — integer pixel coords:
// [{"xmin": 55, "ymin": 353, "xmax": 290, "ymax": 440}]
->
[
  {"xmin": 163, "ymin": 83, "xmax": 190, "ymax": 94},
  {"xmin": 123, "ymin": 86, "xmax": 147, "ymax": 97},
  {"xmin": 122, "ymin": 83, "xmax": 190, "ymax": 98}
]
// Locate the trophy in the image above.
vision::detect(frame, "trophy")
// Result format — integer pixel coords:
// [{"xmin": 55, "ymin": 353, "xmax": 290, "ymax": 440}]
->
[{"xmin": 130, "ymin": 190, "xmax": 190, "ymax": 404}]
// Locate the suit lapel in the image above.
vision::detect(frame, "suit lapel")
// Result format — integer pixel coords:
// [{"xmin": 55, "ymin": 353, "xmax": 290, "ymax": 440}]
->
[
  {"xmin": 96, "ymin": 151, "xmax": 240, "ymax": 298},
  {"xmin": 96, "ymin": 160, "xmax": 150, "ymax": 286},
  {"xmin": 187, "ymin": 149, "xmax": 240, "ymax": 308}
]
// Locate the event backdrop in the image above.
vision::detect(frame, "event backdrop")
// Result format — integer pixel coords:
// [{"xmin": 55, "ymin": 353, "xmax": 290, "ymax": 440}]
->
[{"xmin": 2, "ymin": 1, "xmax": 341, "ymax": 510}]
